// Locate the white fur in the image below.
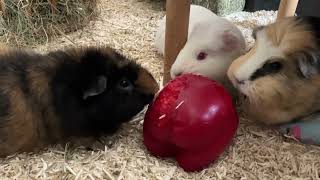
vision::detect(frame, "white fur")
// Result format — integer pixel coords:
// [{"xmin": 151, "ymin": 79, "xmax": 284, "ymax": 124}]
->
[
  {"xmin": 154, "ymin": 5, "xmax": 246, "ymax": 86},
  {"xmin": 232, "ymin": 30, "xmax": 284, "ymax": 92}
]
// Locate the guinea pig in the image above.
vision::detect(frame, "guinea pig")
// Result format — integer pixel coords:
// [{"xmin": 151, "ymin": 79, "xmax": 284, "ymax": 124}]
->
[
  {"xmin": 227, "ymin": 16, "xmax": 320, "ymax": 125},
  {"xmin": 0, "ymin": 45, "xmax": 159, "ymax": 157},
  {"xmin": 154, "ymin": 5, "xmax": 246, "ymax": 94}
]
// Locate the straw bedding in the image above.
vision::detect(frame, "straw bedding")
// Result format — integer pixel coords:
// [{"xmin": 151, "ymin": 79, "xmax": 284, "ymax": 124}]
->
[
  {"xmin": 0, "ymin": 0, "xmax": 97, "ymax": 47},
  {"xmin": 0, "ymin": 0, "xmax": 319, "ymax": 179}
]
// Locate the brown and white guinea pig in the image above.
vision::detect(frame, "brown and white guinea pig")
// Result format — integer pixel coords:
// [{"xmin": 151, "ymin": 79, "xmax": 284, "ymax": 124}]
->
[
  {"xmin": 227, "ymin": 16, "xmax": 320, "ymax": 125},
  {"xmin": 0, "ymin": 45, "xmax": 159, "ymax": 157}
]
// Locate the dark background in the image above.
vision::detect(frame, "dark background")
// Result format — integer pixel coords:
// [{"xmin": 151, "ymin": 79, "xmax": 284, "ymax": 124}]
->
[{"xmin": 244, "ymin": 0, "xmax": 320, "ymax": 17}]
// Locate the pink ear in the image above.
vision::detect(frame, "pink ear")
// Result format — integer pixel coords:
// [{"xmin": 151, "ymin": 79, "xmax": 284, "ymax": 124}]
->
[{"xmin": 221, "ymin": 30, "xmax": 239, "ymax": 52}]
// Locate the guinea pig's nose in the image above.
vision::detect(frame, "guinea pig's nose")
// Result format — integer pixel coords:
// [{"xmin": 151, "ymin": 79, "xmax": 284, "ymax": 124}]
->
[
  {"xmin": 145, "ymin": 94, "xmax": 155, "ymax": 103},
  {"xmin": 175, "ymin": 72, "xmax": 182, "ymax": 77},
  {"xmin": 227, "ymin": 73, "xmax": 237, "ymax": 87},
  {"xmin": 228, "ymin": 72, "xmax": 244, "ymax": 88},
  {"xmin": 236, "ymin": 78, "xmax": 244, "ymax": 85}
]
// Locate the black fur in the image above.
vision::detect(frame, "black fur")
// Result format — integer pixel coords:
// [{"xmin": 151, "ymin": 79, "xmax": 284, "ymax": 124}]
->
[
  {"xmin": 0, "ymin": 46, "xmax": 158, "ymax": 157},
  {"xmin": 0, "ymin": 51, "xmax": 45, "ymax": 107},
  {"xmin": 299, "ymin": 16, "xmax": 320, "ymax": 45},
  {"xmin": 293, "ymin": 49, "xmax": 320, "ymax": 78},
  {"xmin": 250, "ymin": 60, "xmax": 283, "ymax": 81},
  {"xmin": 50, "ymin": 48, "xmax": 155, "ymax": 137},
  {"xmin": 0, "ymin": 91, "xmax": 9, "ymax": 121},
  {"xmin": 251, "ymin": 16, "xmax": 320, "ymax": 80},
  {"xmin": 295, "ymin": 16, "xmax": 320, "ymax": 78}
]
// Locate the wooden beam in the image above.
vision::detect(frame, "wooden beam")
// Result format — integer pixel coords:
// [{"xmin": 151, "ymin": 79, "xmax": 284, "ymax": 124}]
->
[
  {"xmin": 163, "ymin": 0, "xmax": 190, "ymax": 85},
  {"xmin": 277, "ymin": 0, "xmax": 299, "ymax": 20}
]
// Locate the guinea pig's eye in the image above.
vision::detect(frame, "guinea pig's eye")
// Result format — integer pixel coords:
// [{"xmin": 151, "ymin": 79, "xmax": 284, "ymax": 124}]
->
[
  {"xmin": 120, "ymin": 79, "xmax": 129, "ymax": 87},
  {"xmin": 197, "ymin": 52, "xmax": 207, "ymax": 61},
  {"xmin": 266, "ymin": 61, "xmax": 283, "ymax": 72},
  {"xmin": 118, "ymin": 78, "xmax": 133, "ymax": 91},
  {"xmin": 250, "ymin": 60, "xmax": 283, "ymax": 80}
]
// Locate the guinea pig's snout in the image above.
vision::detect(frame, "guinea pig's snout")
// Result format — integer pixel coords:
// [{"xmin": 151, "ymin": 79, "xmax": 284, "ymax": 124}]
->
[
  {"xmin": 227, "ymin": 72, "xmax": 237, "ymax": 87},
  {"xmin": 171, "ymin": 71, "xmax": 182, "ymax": 79},
  {"xmin": 236, "ymin": 78, "xmax": 245, "ymax": 85},
  {"xmin": 170, "ymin": 63, "xmax": 185, "ymax": 79},
  {"xmin": 175, "ymin": 72, "xmax": 182, "ymax": 77},
  {"xmin": 143, "ymin": 94, "xmax": 155, "ymax": 104},
  {"xmin": 228, "ymin": 71, "xmax": 244, "ymax": 88}
]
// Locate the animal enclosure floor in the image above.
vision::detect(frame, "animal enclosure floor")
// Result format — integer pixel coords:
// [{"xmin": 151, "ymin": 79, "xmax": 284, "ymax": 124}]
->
[{"xmin": 1, "ymin": 0, "xmax": 320, "ymax": 179}]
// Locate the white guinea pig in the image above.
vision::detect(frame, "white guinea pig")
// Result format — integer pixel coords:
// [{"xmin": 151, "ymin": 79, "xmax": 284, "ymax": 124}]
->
[{"xmin": 154, "ymin": 5, "xmax": 246, "ymax": 93}]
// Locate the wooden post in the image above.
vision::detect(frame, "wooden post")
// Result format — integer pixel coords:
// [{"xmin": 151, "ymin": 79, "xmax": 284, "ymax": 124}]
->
[
  {"xmin": 277, "ymin": 0, "xmax": 299, "ymax": 20},
  {"xmin": 163, "ymin": 0, "xmax": 191, "ymax": 86}
]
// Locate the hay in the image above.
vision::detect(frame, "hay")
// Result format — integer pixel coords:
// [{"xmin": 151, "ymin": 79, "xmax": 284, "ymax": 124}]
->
[
  {"xmin": 0, "ymin": 0, "xmax": 320, "ymax": 179},
  {"xmin": 0, "ymin": 0, "xmax": 98, "ymax": 47},
  {"xmin": 191, "ymin": 0, "xmax": 245, "ymax": 16}
]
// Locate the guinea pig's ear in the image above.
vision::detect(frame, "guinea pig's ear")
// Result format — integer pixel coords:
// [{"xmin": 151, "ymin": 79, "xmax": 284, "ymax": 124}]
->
[
  {"xmin": 296, "ymin": 50, "xmax": 320, "ymax": 78},
  {"xmin": 221, "ymin": 30, "xmax": 240, "ymax": 52},
  {"xmin": 83, "ymin": 76, "xmax": 107, "ymax": 100}
]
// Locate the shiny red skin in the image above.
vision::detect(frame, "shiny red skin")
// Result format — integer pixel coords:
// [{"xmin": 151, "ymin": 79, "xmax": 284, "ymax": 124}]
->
[{"xmin": 143, "ymin": 74, "xmax": 239, "ymax": 172}]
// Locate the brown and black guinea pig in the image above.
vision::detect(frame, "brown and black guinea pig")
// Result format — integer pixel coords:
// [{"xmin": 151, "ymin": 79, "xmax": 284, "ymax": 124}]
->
[
  {"xmin": 0, "ymin": 45, "xmax": 159, "ymax": 157},
  {"xmin": 227, "ymin": 16, "xmax": 320, "ymax": 125}
]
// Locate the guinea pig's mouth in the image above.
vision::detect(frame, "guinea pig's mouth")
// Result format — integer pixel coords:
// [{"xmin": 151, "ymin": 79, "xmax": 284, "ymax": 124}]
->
[
  {"xmin": 145, "ymin": 94, "xmax": 156, "ymax": 104},
  {"xmin": 242, "ymin": 94, "xmax": 248, "ymax": 99},
  {"xmin": 238, "ymin": 92, "xmax": 248, "ymax": 102}
]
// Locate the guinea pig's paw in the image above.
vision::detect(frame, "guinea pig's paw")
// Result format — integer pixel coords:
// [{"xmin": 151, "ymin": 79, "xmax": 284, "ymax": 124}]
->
[
  {"xmin": 69, "ymin": 137, "xmax": 104, "ymax": 151},
  {"xmin": 221, "ymin": 30, "xmax": 240, "ymax": 52},
  {"xmin": 91, "ymin": 140, "xmax": 107, "ymax": 151}
]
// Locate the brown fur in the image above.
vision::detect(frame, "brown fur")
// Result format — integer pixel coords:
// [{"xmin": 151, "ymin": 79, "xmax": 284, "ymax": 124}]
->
[
  {"xmin": 228, "ymin": 16, "xmax": 320, "ymax": 125},
  {"xmin": 0, "ymin": 52, "xmax": 62, "ymax": 156},
  {"xmin": 0, "ymin": 45, "xmax": 159, "ymax": 157},
  {"xmin": 227, "ymin": 44, "xmax": 257, "ymax": 81},
  {"xmin": 136, "ymin": 68, "xmax": 159, "ymax": 95},
  {"xmin": 265, "ymin": 17, "xmax": 317, "ymax": 54},
  {"xmin": 28, "ymin": 61, "xmax": 63, "ymax": 142}
]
